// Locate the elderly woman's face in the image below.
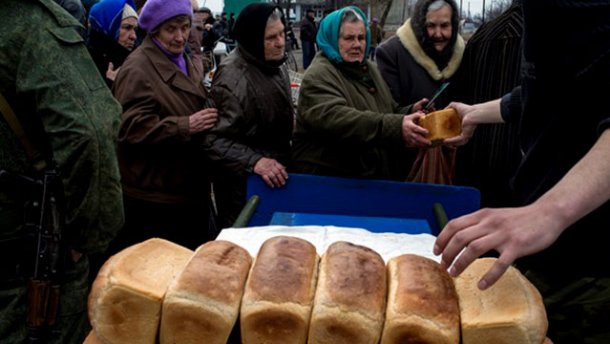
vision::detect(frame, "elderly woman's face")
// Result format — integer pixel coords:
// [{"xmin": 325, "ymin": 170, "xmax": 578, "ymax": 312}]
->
[
  {"xmin": 425, "ymin": 5, "xmax": 452, "ymax": 52},
  {"xmin": 338, "ymin": 21, "xmax": 366, "ymax": 63},
  {"xmin": 155, "ymin": 17, "xmax": 191, "ymax": 55},
  {"xmin": 264, "ymin": 18, "xmax": 286, "ymax": 61},
  {"xmin": 118, "ymin": 17, "xmax": 137, "ymax": 51}
]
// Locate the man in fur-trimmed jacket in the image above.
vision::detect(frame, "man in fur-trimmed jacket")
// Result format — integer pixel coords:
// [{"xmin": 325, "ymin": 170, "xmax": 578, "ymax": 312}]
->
[
  {"xmin": 376, "ymin": 0, "xmax": 463, "ymax": 108},
  {"xmin": 376, "ymin": 0, "xmax": 464, "ymax": 184}
]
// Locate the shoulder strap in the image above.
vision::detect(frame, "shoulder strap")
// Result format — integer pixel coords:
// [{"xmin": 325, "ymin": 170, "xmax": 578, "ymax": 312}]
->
[{"xmin": 0, "ymin": 92, "xmax": 47, "ymax": 171}]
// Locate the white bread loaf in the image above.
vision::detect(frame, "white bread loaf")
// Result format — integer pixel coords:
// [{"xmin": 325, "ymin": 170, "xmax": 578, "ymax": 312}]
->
[
  {"xmin": 159, "ymin": 240, "xmax": 252, "ymax": 344},
  {"xmin": 419, "ymin": 108, "xmax": 462, "ymax": 142},
  {"xmin": 83, "ymin": 329, "xmax": 103, "ymax": 344},
  {"xmin": 307, "ymin": 241, "xmax": 387, "ymax": 344},
  {"xmin": 381, "ymin": 254, "xmax": 460, "ymax": 344},
  {"xmin": 88, "ymin": 238, "xmax": 193, "ymax": 344},
  {"xmin": 454, "ymin": 257, "xmax": 548, "ymax": 344},
  {"xmin": 240, "ymin": 236, "xmax": 319, "ymax": 344}
]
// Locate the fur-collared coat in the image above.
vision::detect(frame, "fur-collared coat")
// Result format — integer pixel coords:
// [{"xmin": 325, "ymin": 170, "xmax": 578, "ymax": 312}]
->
[{"xmin": 376, "ymin": 18, "xmax": 464, "ymax": 107}]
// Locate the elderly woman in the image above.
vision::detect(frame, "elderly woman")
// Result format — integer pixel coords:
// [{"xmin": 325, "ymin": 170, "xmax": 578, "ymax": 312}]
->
[
  {"xmin": 204, "ymin": 3, "xmax": 293, "ymax": 228},
  {"xmin": 292, "ymin": 6, "xmax": 430, "ymax": 180},
  {"xmin": 87, "ymin": 0, "xmax": 139, "ymax": 86},
  {"xmin": 111, "ymin": 0, "xmax": 218, "ymax": 251}
]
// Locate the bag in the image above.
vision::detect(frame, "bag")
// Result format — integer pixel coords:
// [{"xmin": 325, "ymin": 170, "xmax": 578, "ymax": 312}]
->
[{"xmin": 407, "ymin": 145, "xmax": 457, "ymax": 185}]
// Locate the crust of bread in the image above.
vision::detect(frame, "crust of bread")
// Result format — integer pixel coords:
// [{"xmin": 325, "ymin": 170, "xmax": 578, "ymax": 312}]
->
[
  {"xmin": 88, "ymin": 238, "xmax": 193, "ymax": 344},
  {"xmin": 159, "ymin": 240, "xmax": 252, "ymax": 344},
  {"xmin": 419, "ymin": 108, "xmax": 462, "ymax": 141},
  {"xmin": 381, "ymin": 254, "xmax": 460, "ymax": 344},
  {"xmin": 308, "ymin": 241, "xmax": 387, "ymax": 344},
  {"xmin": 240, "ymin": 236, "xmax": 319, "ymax": 344},
  {"xmin": 454, "ymin": 258, "xmax": 548, "ymax": 344}
]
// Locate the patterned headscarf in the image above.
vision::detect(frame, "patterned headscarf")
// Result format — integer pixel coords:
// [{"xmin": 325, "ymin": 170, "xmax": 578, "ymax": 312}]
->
[
  {"xmin": 89, "ymin": 0, "xmax": 138, "ymax": 41},
  {"xmin": 316, "ymin": 6, "xmax": 370, "ymax": 64}
]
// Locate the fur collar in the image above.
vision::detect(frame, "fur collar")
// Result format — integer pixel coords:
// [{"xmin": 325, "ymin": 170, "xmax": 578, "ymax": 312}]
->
[{"xmin": 395, "ymin": 18, "xmax": 464, "ymax": 81}]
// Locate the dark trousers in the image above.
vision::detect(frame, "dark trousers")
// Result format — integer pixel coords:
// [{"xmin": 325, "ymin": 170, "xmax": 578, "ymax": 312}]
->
[{"xmin": 302, "ymin": 41, "xmax": 316, "ymax": 70}]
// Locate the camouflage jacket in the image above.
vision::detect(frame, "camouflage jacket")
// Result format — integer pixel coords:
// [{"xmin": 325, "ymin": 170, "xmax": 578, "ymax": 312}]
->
[{"xmin": 0, "ymin": 0, "xmax": 124, "ymax": 254}]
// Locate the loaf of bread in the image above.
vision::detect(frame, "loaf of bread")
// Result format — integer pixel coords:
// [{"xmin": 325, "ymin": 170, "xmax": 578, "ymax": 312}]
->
[
  {"xmin": 83, "ymin": 330, "xmax": 103, "ymax": 344},
  {"xmin": 380, "ymin": 254, "xmax": 460, "ymax": 344},
  {"xmin": 88, "ymin": 238, "xmax": 193, "ymax": 344},
  {"xmin": 240, "ymin": 236, "xmax": 319, "ymax": 344},
  {"xmin": 159, "ymin": 240, "xmax": 252, "ymax": 344},
  {"xmin": 454, "ymin": 257, "xmax": 548, "ymax": 344},
  {"xmin": 308, "ymin": 241, "xmax": 387, "ymax": 344},
  {"xmin": 419, "ymin": 108, "xmax": 462, "ymax": 142}
]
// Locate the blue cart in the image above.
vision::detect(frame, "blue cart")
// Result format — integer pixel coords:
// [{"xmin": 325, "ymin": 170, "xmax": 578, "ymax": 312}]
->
[{"xmin": 236, "ymin": 173, "xmax": 480, "ymax": 235}]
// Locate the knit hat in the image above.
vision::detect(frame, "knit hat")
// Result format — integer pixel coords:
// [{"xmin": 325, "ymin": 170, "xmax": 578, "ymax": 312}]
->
[{"xmin": 138, "ymin": 0, "xmax": 193, "ymax": 32}]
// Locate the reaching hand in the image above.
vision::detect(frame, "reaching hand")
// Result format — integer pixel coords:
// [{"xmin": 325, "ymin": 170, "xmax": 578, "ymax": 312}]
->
[
  {"xmin": 434, "ymin": 203, "xmax": 564, "ymax": 290},
  {"xmin": 106, "ymin": 63, "xmax": 120, "ymax": 82},
  {"xmin": 401, "ymin": 112, "xmax": 432, "ymax": 147},
  {"xmin": 189, "ymin": 108, "xmax": 219, "ymax": 133},
  {"xmin": 254, "ymin": 157, "xmax": 289, "ymax": 188}
]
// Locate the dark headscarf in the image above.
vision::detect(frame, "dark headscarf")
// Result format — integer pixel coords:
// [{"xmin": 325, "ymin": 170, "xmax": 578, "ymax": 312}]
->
[
  {"xmin": 232, "ymin": 3, "xmax": 285, "ymax": 64},
  {"xmin": 411, "ymin": 0, "xmax": 460, "ymax": 68}
]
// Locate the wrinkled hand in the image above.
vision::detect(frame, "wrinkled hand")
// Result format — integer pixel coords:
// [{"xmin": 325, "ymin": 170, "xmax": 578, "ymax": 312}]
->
[
  {"xmin": 401, "ymin": 112, "xmax": 431, "ymax": 147},
  {"xmin": 106, "ymin": 63, "xmax": 120, "ymax": 82},
  {"xmin": 443, "ymin": 102, "xmax": 477, "ymax": 147},
  {"xmin": 189, "ymin": 108, "xmax": 218, "ymax": 134},
  {"xmin": 412, "ymin": 98, "xmax": 429, "ymax": 112},
  {"xmin": 434, "ymin": 204, "xmax": 563, "ymax": 290},
  {"xmin": 254, "ymin": 157, "xmax": 288, "ymax": 188}
]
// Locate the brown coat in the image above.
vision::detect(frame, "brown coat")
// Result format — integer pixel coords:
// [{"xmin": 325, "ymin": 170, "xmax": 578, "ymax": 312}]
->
[{"xmin": 113, "ymin": 36, "xmax": 211, "ymax": 204}]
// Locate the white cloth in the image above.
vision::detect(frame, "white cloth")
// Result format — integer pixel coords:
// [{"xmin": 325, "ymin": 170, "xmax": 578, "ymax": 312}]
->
[{"xmin": 216, "ymin": 225, "xmax": 439, "ymax": 263}]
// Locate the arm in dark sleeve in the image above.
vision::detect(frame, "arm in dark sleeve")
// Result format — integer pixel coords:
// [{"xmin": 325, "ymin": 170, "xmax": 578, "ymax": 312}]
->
[
  {"xmin": 500, "ymin": 86, "xmax": 522, "ymax": 123},
  {"xmin": 113, "ymin": 66, "xmax": 191, "ymax": 146},
  {"xmin": 204, "ymin": 84, "xmax": 262, "ymax": 174}
]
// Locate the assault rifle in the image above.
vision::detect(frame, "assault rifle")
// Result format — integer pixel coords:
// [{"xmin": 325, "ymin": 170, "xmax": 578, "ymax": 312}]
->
[{"xmin": 21, "ymin": 168, "xmax": 66, "ymax": 343}]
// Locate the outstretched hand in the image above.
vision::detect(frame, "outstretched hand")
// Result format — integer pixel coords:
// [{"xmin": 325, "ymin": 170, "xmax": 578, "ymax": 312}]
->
[{"xmin": 434, "ymin": 203, "xmax": 563, "ymax": 289}]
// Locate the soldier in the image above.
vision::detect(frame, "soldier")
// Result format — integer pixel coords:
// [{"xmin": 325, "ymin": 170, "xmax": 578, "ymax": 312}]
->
[{"xmin": 0, "ymin": 0, "xmax": 124, "ymax": 342}]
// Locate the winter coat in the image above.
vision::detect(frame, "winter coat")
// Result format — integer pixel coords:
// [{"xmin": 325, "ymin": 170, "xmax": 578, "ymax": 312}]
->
[
  {"xmin": 300, "ymin": 15, "xmax": 317, "ymax": 43},
  {"xmin": 292, "ymin": 52, "xmax": 414, "ymax": 180},
  {"xmin": 0, "ymin": 0, "xmax": 123, "ymax": 255},
  {"xmin": 376, "ymin": 18, "xmax": 464, "ymax": 108},
  {"xmin": 206, "ymin": 47, "xmax": 293, "ymax": 175},
  {"xmin": 113, "ymin": 36, "xmax": 211, "ymax": 204}
]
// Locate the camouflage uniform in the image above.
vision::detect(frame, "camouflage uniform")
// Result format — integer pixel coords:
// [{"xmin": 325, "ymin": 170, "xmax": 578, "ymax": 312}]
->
[{"xmin": 0, "ymin": 0, "xmax": 124, "ymax": 342}]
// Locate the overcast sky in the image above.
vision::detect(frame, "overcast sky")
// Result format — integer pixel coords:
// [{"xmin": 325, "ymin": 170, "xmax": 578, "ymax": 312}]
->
[
  {"xmin": 198, "ymin": 0, "xmax": 223, "ymax": 13},
  {"xmin": 459, "ymin": 0, "xmax": 484, "ymax": 16}
]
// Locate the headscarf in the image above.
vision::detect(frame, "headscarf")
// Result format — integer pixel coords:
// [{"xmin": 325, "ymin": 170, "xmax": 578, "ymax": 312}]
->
[
  {"xmin": 316, "ymin": 6, "xmax": 370, "ymax": 64},
  {"xmin": 232, "ymin": 3, "xmax": 285, "ymax": 64},
  {"xmin": 89, "ymin": 0, "xmax": 138, "ymax": 41},
  {"xmin": 411, "ymin": 0, "xmax": 460, "ymax": 67}
]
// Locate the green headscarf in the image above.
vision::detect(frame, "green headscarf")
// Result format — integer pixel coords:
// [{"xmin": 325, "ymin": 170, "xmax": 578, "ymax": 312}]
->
[{"xmin": 316, "ymin": 6, "xmax": 371, "ymax": 64}]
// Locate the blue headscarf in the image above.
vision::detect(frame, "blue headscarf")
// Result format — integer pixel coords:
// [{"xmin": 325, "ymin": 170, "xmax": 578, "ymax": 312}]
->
[
  {"xmin": 316, "ymin": 6, "xmax": 371, "ymax": 64},
  {"xmin": 89, "ymin": 0, "xmax": 137, "ymax": 41}
]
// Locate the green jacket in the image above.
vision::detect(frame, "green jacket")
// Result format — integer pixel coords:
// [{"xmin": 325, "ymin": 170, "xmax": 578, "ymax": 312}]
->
[
  {"xmin": 0, "ymin": 0, "xmax": 124, "ymax": 254},
  {"xmin": 292, "ymin": 52, "xmax": 414, "ymax": 180}
]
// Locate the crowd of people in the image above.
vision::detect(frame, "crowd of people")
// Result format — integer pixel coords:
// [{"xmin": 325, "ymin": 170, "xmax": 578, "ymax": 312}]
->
[{"xmin": 1, "ymin": 0, "xmax": 609, "ymax": 343}]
